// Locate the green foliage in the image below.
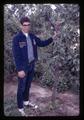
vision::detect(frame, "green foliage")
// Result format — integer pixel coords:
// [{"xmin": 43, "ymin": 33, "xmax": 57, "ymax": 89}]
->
[
  {"xmin": 57, "ymin": 78, "xmax": 71, "ymax": 93},
  {"xmin": 41, "ymin": 75, "xmax": 54, "ymax": 88}
]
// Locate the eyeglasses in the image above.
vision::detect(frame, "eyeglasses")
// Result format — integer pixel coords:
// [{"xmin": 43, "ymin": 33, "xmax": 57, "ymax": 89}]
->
[{"xmin": 22, "ymin": 24, "xmax": 31, "ymax": 26}]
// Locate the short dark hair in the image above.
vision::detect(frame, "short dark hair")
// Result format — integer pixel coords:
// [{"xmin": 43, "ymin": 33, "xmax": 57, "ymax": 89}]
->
[{"xmin": 20, "ymin": 17, "xmax": 30, "ymax": 25}]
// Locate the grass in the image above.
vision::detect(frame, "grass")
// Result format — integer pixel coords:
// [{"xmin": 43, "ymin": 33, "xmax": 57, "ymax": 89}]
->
[
  {"xmin": 4, "ymin": 95, "xmax": 21, "ymax": 116},
  {"xmin": 4, "ymin": 95, "xmax": 46, "ymax": 116}
]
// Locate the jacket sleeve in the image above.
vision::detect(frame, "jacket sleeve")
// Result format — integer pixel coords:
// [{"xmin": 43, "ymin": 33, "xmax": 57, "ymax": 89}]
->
[
  {"xmin": 12, "ymin": 36, "xmax": 24, "ymax": 72},
  {"xmin": 34, "ymin": 35, "xmax": 53, "ymax": 47}
]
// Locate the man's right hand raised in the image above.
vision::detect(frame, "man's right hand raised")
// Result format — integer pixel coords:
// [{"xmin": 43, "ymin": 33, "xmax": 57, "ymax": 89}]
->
[{"xmin": 18, "ymin": 71, "xmax": 26, "ymax": 78}]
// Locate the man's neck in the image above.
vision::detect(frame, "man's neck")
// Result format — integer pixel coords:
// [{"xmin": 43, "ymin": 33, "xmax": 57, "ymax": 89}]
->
[{"xmin": 22, "ymin": 30, "xmax": 29, "ymax": 37}]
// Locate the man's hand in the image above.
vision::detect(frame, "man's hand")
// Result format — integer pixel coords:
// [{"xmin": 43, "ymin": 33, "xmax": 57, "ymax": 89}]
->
[
  {"xmin": 18, "ymin": 71, "xmax": 26, "ymax": 78},
  {"xmin": 52, "ymin": 31, "xmax": 57, "ymax": 40},
  {"xmin": 52, "ymin": 20, "xmax": 62, "ymax": 40}
]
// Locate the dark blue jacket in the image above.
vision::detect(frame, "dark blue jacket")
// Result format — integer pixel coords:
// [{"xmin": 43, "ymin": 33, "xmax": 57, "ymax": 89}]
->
[{"xmin": 12, "ymin": 31, "xmax": 53, "ymax": 72}]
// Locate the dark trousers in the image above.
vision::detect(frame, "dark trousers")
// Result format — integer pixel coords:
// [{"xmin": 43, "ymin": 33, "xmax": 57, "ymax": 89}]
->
[{"xmin": 17, "ymin": 62, "xmax": 35, "ymax": 109}]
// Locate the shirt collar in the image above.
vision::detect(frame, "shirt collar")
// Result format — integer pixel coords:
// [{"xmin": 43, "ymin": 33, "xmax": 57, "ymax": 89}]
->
[{"xmin": 22, "ymin": 31, "xmax": 29, "ymax": 38}]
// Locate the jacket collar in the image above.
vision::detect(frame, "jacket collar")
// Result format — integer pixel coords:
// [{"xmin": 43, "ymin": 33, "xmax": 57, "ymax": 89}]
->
[
  {"xmin": 18, "ymin": 31, "xmax": 33, "ymax": 42},
  {"xmin": 19, "ymin": 30, "xmax": 32, "ymax": 36}
]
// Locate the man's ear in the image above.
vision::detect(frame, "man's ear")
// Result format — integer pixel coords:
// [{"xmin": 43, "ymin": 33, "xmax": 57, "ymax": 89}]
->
[{"xmin": 20, "ymin": 24, "xmax": 22, "ymax": 29}]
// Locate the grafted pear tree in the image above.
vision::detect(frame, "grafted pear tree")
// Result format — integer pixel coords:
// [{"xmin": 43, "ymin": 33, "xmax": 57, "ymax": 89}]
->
[{"xmin": 43, "ymin": 4, "xmax": 79, "ymax": 106}]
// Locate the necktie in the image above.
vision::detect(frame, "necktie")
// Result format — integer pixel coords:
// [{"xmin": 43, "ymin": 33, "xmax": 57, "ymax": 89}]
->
[{"xmin": 26, "ymin": 35, "xmax": 34, "ymax": 63}]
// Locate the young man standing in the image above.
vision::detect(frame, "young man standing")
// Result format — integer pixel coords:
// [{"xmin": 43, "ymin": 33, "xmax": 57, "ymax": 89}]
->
[{"xmin": 12, "ymin": 17, "xmax": 56, "ymax": 116}]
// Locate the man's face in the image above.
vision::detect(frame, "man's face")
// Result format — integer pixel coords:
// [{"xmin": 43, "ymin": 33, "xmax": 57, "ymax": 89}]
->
[{"xmin": 21, "ymin": 22, "xmax": 31, "ymax": 33}]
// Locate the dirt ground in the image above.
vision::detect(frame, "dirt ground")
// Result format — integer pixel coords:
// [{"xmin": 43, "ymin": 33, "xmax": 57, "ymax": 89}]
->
[{"xmin": 4, "ymin": 80, "xmax": 79, "ymax": 116}]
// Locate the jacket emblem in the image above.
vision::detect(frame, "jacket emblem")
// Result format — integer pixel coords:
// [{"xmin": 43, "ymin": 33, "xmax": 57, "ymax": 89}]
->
[{"xmin": 19, "ymin": 41, "xmax": 26, "ymax": 48}]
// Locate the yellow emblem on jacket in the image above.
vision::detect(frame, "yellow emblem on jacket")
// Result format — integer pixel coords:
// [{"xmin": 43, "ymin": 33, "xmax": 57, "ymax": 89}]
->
[{"xmin": 19, "ymin": 41, "xmax": 26, "ymax": 48}]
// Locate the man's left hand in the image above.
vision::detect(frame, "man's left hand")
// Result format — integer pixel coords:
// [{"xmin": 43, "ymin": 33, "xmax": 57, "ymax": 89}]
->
[{"xmin": 52, "ymin": 31, "xmax": 57, "ymax": 40}]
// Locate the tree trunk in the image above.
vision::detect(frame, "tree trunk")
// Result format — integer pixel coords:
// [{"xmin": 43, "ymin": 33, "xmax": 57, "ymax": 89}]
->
[{"xmin": 50, "ymin": 65, "xmax": 60, "ymax": 107}]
